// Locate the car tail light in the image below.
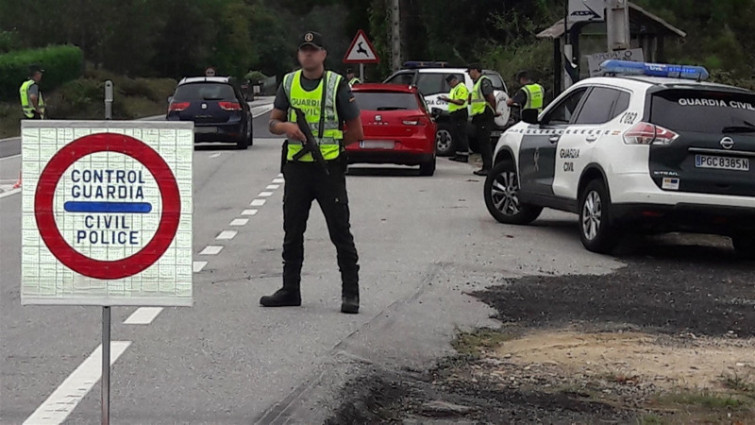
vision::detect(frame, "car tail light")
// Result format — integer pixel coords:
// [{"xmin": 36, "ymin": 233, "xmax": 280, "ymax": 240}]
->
[
  {"xmin": 623, "ymin": 122, "xmax": 679, "ymax": 145},
  {"xmin": 168, "ymin": 102, "xmax": 190, "ymax": 112},
  {"xmin": 219, "ymin": 101, "xmax": 242, "ymax": 111},
  {"xmin": 402, "ymin": 116, "xmax": 426, "ymax": 126}
]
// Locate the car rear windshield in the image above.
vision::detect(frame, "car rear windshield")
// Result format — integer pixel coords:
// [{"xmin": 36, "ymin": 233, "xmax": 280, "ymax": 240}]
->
[
  {"xmin": 482, "ymin": 72, "xmax": 506, "ymax": 91},
  {"xmin": 173, "ymin": 83, "xmax": 236, "ymax": 101},
  {"xmin": 354, "ymin": 91, "xmax": 420, "ymax": 111},
  {"xmin": 651, "ymin": 89, "xmax": 755, "ymax": 134}
]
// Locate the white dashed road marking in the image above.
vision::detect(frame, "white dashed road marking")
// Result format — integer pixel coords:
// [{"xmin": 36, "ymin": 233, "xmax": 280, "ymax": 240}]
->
[
  {"xmin": 193, "ymin": 261, "xmax": 207, "ymax": 272},
  {"xmin": 23, "ymin": 342, "xmax": 132, "ymax": 425},
  {"xmin": 250, "ymin": 199, "xmax": 266, "ymax": 207},
  {"xmin": 230, "ymin": 218, "xmax": 249, "ymax": 226},
  {"xmin": 258, "ymin": 191, "xmax": 273, "ymax": 197},
  {"xmin": 200, "ymin": 245, "xmax": 223, "ymax": 255},
  {"xmin": 124, "ymin": 307, "xmax": 163, "ymax": 325},
  {"xmin": 266, "ymin": 184, "xmax": 280, "ymax": 190},
  {"xmin": 241, "ymin": 209, "xmax": 258, "ymax": 216},
  {"xmin": 216, "ymin": 230, "xmax": 237, "ymax": 240}
]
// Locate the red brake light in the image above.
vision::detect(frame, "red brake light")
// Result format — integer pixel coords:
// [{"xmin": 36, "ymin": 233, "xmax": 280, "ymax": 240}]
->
[
  {"xmin": 402, "ymin": 115, "xmax": 426, "ymax": 126},
  {"xmin": 623, "ymin": 122, "xmax": 679, "ymax": 145},
  {"xmin": 168, "ymin": 102, "xmax": 190, "ymax": 112},
  {"xmin": 219, "ymin": 101, "xmax": 242, "ymax": 111}
]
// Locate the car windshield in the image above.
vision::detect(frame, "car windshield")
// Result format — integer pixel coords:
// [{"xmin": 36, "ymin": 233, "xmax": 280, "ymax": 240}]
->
[
  {"xmin": 173, "ymin": 83, "xmax": 236, "ymax": 101},
  {"xmin": 354, "ymin": 91, "xmax": 419, "ymax": 111},
  {"xmin": 483, "ymin": 72, "xmax": 506, "ymax": 91},
  {"xmin": 651, "ymin": 89, "xmax": 755, "ymax": 133}
]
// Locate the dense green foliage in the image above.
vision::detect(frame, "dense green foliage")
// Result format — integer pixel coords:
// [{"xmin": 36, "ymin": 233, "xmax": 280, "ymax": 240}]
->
[
  {"xmin": 0, "ymin": 0, "xmax": 752, "ymax": 90},
  {"xmin": 0, "ymin": 45, "xmax": 83, "ymax": 99}
]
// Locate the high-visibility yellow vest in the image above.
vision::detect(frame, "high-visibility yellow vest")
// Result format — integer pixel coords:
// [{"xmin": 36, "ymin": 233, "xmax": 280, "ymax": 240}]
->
[
  {"xmin": 523, "ymin": 83, "xmax": 544, "ymax": 112},
  {"xmin": 447, "ymin": 83, "xmax": 468, "ymax": 113},
  {"xmin": 283, "ymin": 70, "xmax": 343, "ymax": 162},
  {"xmin": 470, "ymin": 75, "xmax": 492, "ymax": 116},
  {"xmin": 348, "ymin": 77, "xmax": 361, "ymax": 86},
  {"xmin": 20, "ymin": 79, "xmax": 45, "ymax": 118}
]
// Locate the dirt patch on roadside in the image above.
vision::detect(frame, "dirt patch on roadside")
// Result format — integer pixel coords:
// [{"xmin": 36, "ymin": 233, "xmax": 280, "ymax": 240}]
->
[{"xmin": 326, "ymin": 240, "xmax": 755, "ymax": 424}]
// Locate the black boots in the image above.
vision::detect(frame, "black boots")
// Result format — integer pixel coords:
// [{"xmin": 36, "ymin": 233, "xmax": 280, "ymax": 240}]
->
[
  {"xmin": 259, "ymin": 288, "xmax": 301, "ymax": 307},
  {"xmin": 341, "ymin": 293, "xmax": 359, "ymax": 314}
]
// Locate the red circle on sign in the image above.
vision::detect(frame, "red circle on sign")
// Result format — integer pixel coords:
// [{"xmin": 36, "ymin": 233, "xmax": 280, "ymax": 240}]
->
[{"xmin": 34, "ymin": 133, "xmax": 181, "ymax": 280}]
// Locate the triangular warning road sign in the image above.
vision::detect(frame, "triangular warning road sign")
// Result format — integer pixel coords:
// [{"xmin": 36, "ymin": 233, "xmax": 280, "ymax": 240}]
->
[{"xmin": 343, "ymin": 30, "xmax": 380, "ymax": 64}]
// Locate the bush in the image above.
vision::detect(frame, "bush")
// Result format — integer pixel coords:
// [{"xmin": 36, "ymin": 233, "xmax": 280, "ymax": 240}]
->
[{"xmin": 0, "ymin": 45, "xmax": 83, "ymax": 99}]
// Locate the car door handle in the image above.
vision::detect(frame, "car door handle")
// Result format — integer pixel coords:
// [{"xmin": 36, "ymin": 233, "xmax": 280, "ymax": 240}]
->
[
  {"xmin": 585, "ymin": 135, "xmax": 598, "ymax": 142},
  {"xmin": 548, "ymin": 135, "xmax": 560, "ymax": 144}
]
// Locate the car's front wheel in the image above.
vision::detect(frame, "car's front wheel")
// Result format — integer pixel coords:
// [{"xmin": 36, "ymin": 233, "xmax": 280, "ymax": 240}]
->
[
  {"xmin": 484, "ymin": 160, "xmax": 542, "ymax": 224},
  {"xmin": 578, "ymin": 179, "xmax": 621, "ymax": 254},
  {"xmin": 435, "ymin": 123, "xmax": 454, "ymax": 156}
]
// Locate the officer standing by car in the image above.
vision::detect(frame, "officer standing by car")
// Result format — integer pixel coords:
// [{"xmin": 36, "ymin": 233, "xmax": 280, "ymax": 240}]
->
[
  {"xmin": 468, "ymin": 64, "xmax": 498, "ymax": 176},
  {"xmin": 346, "ymin": 68, "xmax": 361, "ymax": 86},
  {"xmin": 19, "ymin": 65, "xmax": 45, "ymax": 119},
  {"xmin": 262, "ymin": 31, "xmax": 365, "ymax": 314},
  {"xmin": 507, "ymin": 70, "xmax": 544, "ymax": 117},
  {"xmin": 439, "ymin": 74, "xmax": 469, "ymax": 163}
]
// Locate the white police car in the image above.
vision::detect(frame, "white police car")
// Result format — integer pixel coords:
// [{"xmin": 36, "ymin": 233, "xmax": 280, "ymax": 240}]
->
[
  {"xmin": 484, "ymin": 60, "xmax": 755, "ymax": 255},
  {"xmin": 384, "ymin": 62, "xmax": 510, "ymax": 155}
]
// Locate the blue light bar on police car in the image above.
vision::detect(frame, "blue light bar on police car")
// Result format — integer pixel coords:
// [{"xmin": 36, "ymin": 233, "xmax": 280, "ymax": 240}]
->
[{"xmin": 599, "ymin": 60, "xmax": 710, "ymax": 81}]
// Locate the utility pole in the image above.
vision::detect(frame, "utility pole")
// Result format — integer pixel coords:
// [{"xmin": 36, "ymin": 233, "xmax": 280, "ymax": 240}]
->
[
  {"xmin": 606, "ymin": 0, "xmax": 630, "ymax": 51},
  {"xmin": 390, "ymin": 0, "xmax": 401, "ymax": 71}
]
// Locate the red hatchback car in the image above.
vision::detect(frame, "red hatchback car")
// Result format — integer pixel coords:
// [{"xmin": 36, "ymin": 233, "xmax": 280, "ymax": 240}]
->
[{"xmin": 347, "ymin": 84, "xmax": 437, "ymax": 175}]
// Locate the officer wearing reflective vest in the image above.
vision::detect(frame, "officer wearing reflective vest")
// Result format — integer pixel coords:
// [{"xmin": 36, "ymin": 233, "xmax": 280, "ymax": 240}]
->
[
  {"xmin": 263, "ymin": 31, "xmax": 364, "ymax": 314},
  {"xmin": 439, "ymin": 74, "xmax": 470, "ymax": 163},
  {"xmin": 20, "ymin": 65, "xmax": 45, "ymax": 119},
  {"xmin": 467, "ymin": 64, "xmax": 499, "ymax": 176},
  {"xmin": 346, "ymin": 68, "xmax": 361, "ymax": 86},
  {"xmin": 507, "ymin": 70, "xmax": 544, "ymax": 115}
]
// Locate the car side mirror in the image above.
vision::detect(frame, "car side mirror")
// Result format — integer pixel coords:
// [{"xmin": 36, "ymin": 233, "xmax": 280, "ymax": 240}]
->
[
  {"xmin": 521, "ymin": 109, "xmax": 539, "ymax": 125},
  {"xmin": 430, "ymin": 107, "xmax": 443, "ymax": 119}
]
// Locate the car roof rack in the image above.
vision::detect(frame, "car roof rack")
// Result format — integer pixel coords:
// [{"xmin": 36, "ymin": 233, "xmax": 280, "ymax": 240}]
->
[{"xmin": 403, "ymin": 61, "xmax": 450, "ymax": 69}]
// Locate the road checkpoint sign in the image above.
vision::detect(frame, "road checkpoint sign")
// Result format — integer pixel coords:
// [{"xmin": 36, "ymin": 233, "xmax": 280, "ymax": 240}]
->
[
  {"xmin": 568, "ymin": 0, "xmax": 605, "ymax": 23},
  {"xmin": 21, "ymin": 121, "xmax": 193, "ymax": 306},
  {"xmin": 343, "ymin": 29, "xmax": 380, "ymax": 64}
]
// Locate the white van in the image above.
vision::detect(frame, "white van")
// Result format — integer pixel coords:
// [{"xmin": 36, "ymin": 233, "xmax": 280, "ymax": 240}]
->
[{"xmin": 384, "ymin": 62, "xmax": 511, "ymax": 155}]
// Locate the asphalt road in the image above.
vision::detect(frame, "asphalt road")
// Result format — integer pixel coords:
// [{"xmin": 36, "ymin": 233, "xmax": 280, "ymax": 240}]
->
[{"xmin": 0, "ymin": 104, "xmax": 644, "ymax": 424}]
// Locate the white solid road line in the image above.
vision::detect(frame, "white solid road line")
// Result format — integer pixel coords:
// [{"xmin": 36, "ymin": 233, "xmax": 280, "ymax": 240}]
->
[
  {"xmin": 193, "ymin": 261, "xmax": 207, "ymax": 272},
  {"xmin": 209, "ymin": 152, "xmax": 221, "ymax": 158},
  {"xmin": 0, "ymin": 153, "xmax": 20, "ymax": 161},
  {"xmin": 250, "ymin": 199, "xmax": 266, "ymax": 207},
  {"xmin": 216, "ymin": 230, "xmax": 237, "ymax": 240},
  {"xmin": 0, "ymin": 188, "xmax": 20, "ymax": 199},
  {"xmin": 230, "ymin": 218, "xmax": 249, "ymax": 226},
  {"xmin": 199, "ymin": 245, "xmax": 223, "ymax": 255},
  {"xmin": 242, "ymin": 209, "xmax": 258, "ymax": 216},
  {"xmin": 23, "ymin": 341, "xmax": 132, "ymax": 425},
  {"xmin": 124, "ymin": 307, "xmax": 164, "ymax": 325}
]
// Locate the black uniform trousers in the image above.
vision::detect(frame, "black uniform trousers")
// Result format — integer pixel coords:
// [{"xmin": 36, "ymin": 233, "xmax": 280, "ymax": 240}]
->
[
  {"xmin": 472, "ymin": 108, "xmax": 495, "ymax": 171},
  {"xmin": 450, "ymin": 109, "xmax": 469, "ymax": 157},
  {"xmin": 281, "ymin": 159, "xmax": 359, "ymax": 296}
]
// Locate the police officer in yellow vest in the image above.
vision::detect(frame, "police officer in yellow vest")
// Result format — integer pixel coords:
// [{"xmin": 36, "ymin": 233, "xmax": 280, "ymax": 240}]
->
[
  {"xmin": 467, "ymin": 64, "xmax": 499, "ymax": 176},
  {"xmin": 346, "ymin": 68, "xmax": 361, "ymax": 86},
  {"xmin": 263, "ymin": 31, "xmax": 364, "ymax": 314},
  {"xmin": 507, "ymin": 70, "xmax": 544, "ymax": 116},
  {"xmin": 20, "ymin": 65, "xmax": 45, "ymax": 119},
  {"xmin": 439, "ymin": 74, "xmax": 469, "ymax": 162}
]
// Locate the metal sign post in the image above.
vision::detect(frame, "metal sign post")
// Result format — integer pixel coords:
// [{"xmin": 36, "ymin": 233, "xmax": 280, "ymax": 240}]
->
[
  {"xmin": 102, "ymin": 307, "xmax": 111, "ymax": 425},
  {"xmin": 104, "ymin": 80, "xmax": 113, "ymax": 120}
]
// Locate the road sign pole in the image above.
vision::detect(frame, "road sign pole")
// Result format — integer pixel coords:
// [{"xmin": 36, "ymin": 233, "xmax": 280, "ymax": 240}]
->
[
  {"xmin": 359, "ymin": 63, "xmax": 364, "ymax": 83},
  {"xmin": 102, "ymin": 306, "xmax": 111, "ymax": 425},
  {"xmin": 104, "ymin": 81, "xmax": 113, "ymax": 120}
]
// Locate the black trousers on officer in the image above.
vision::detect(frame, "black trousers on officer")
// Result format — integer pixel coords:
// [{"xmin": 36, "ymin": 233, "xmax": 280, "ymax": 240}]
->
[
  {"xmin": 472, "ymin": 109, "xmax": 494, "ymax": 170},
  {"xmin": 450, "ymin": 109, "xmax": 469, "ymax": 157},
  {"xmin": 281, "ymin": 159, "xmax": 359, "ymax": 296}
]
